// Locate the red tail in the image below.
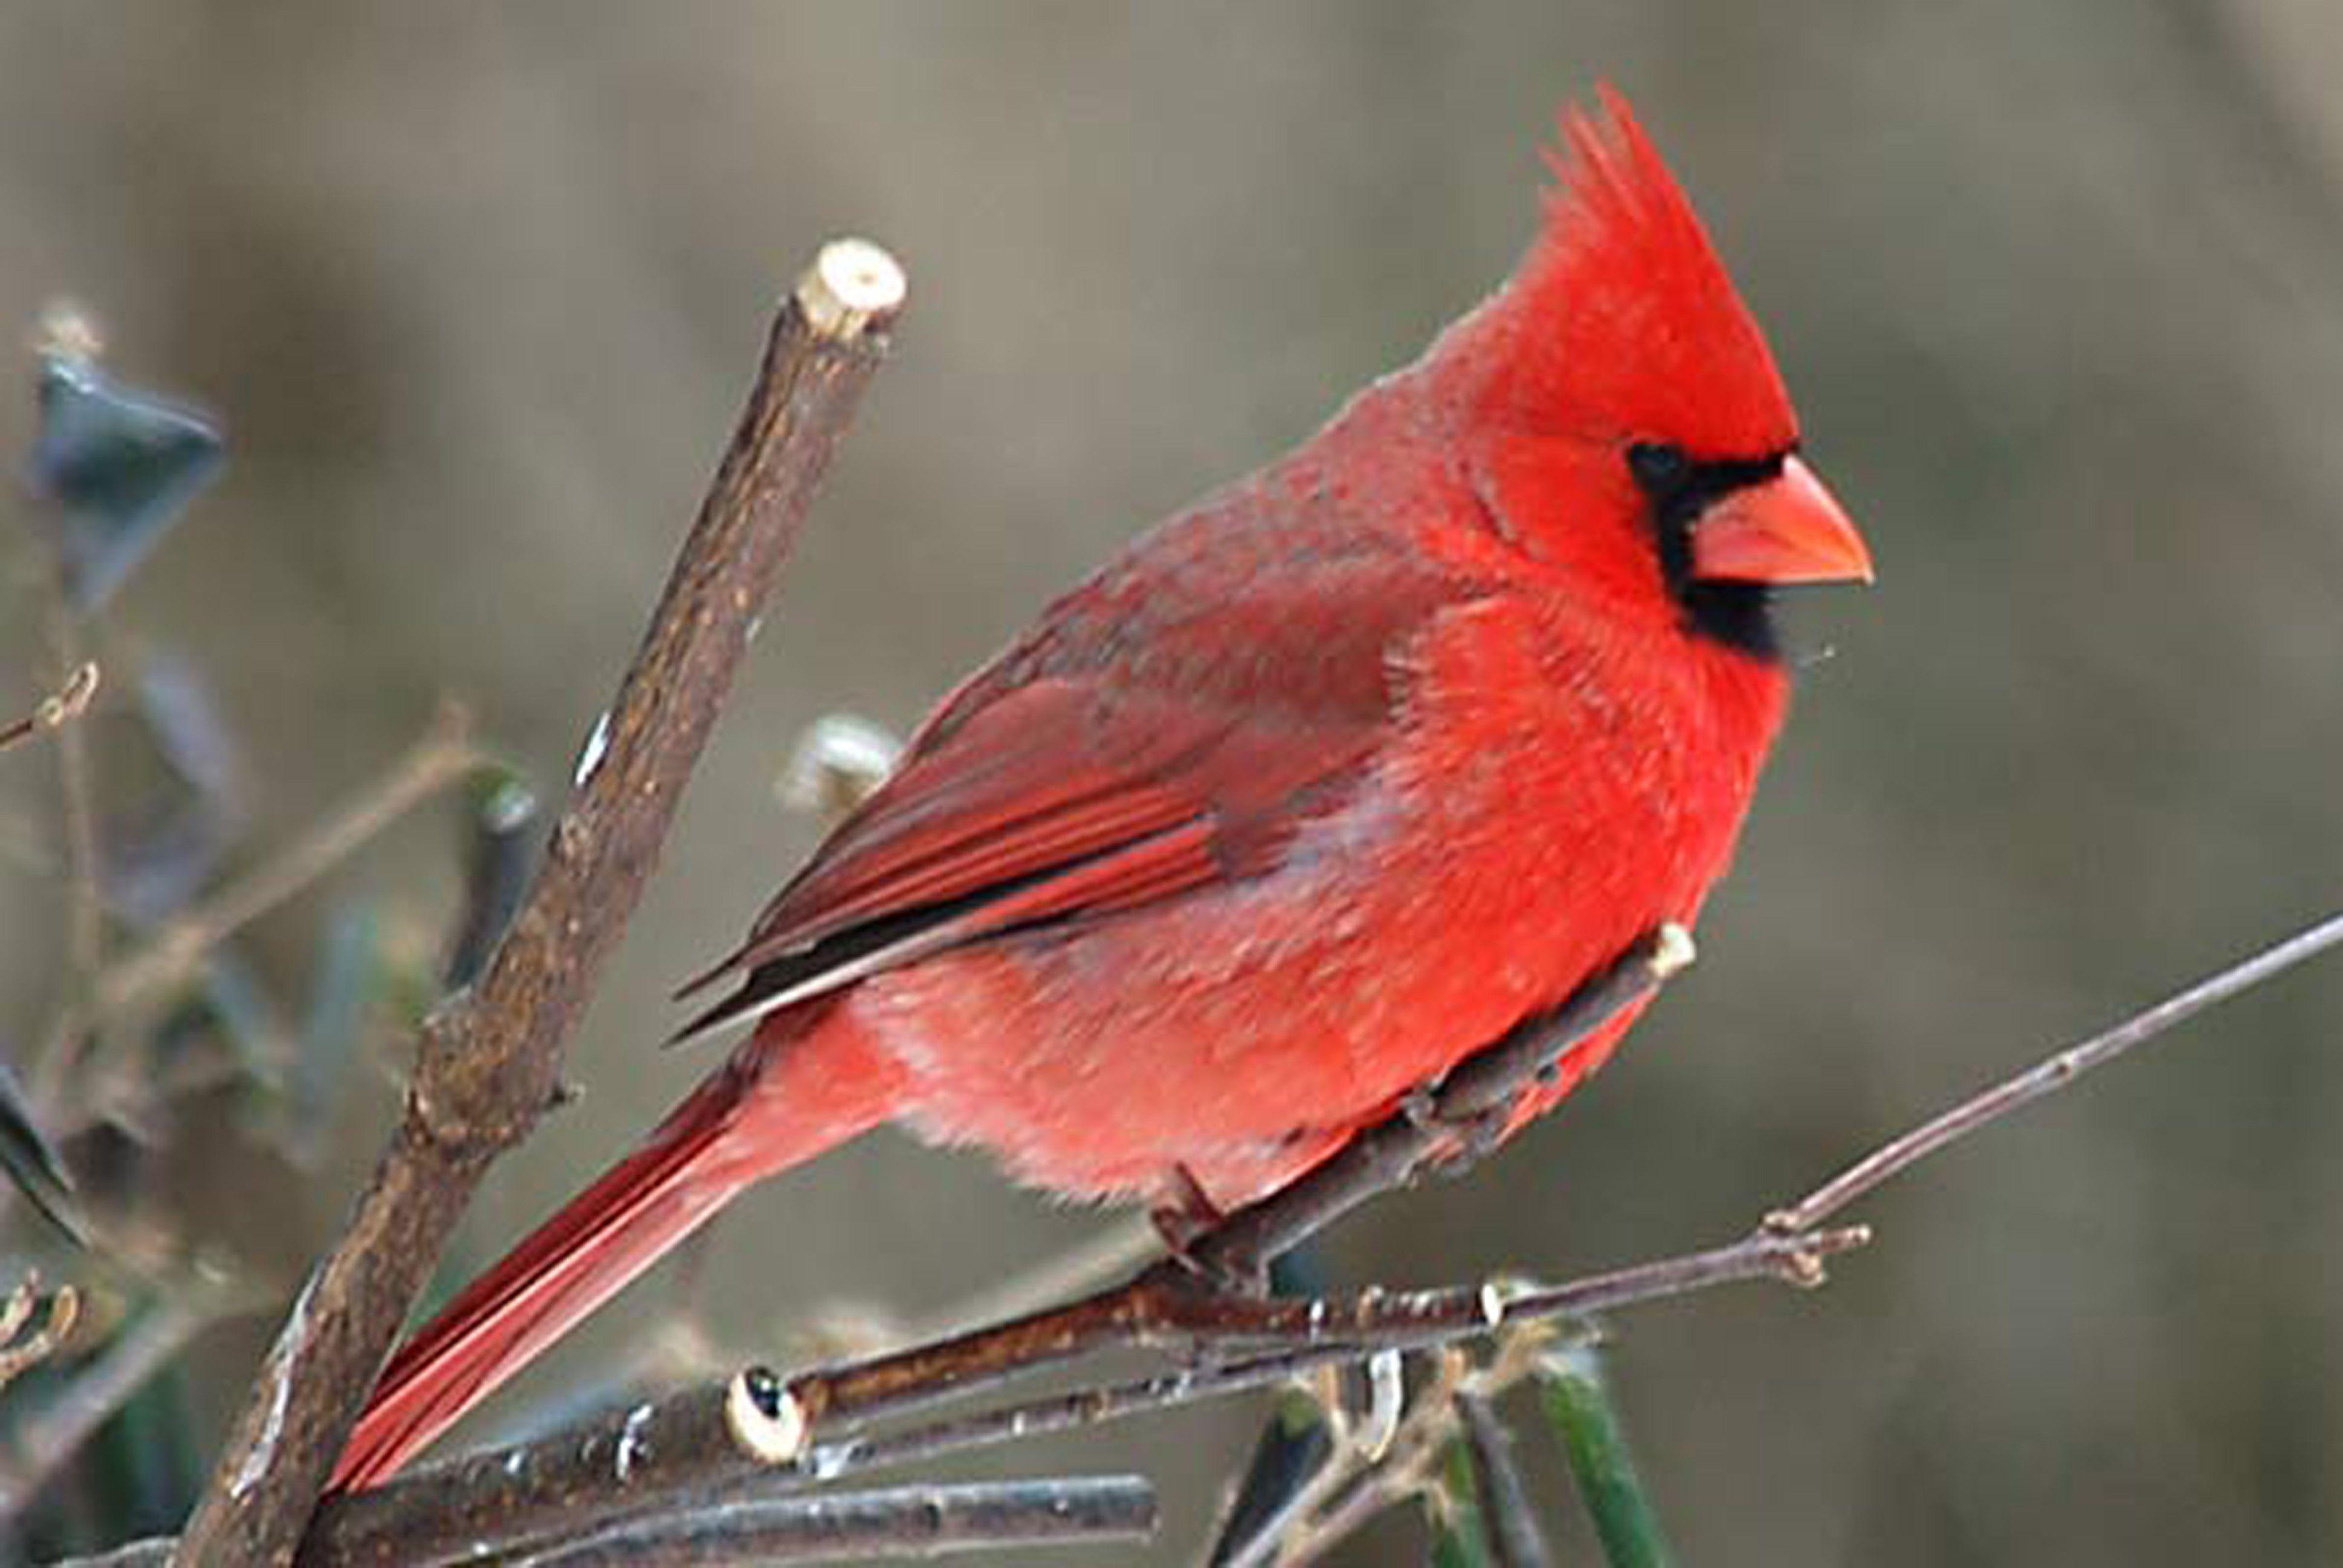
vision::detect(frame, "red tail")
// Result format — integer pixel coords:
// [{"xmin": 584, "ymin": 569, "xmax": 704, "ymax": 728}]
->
[{"xmin": 330, "ymin": 1012, "xmax": 898, "ymax": 1490}]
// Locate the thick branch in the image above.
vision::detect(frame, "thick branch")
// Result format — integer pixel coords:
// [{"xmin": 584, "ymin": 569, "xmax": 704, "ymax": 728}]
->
[{"xmin": 171, "ymin": 239, "xmax": 906, "ymax": 1567}]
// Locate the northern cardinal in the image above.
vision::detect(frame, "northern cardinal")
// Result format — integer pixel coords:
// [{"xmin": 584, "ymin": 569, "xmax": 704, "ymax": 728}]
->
[{"xmin": 332, "ymin": 88, "xmax": 1871, "ymax": 1489}]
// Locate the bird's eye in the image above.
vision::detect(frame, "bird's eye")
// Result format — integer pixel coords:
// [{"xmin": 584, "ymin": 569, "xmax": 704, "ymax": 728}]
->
[{"xmin": 1626, "ymin": 442, "xmax": 1689, "ymax": 492}]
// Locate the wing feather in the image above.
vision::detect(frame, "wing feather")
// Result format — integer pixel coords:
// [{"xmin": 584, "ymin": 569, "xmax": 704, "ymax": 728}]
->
[{"xmin": 673, "ymin": 495, "xmax": 1481, "ymax": 1042}]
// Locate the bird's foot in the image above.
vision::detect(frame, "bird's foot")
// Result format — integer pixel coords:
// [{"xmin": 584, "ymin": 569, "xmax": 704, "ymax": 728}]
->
[{"xmin": 1149, "ymin": 1166, "xmax": 1267, "ymax": 1296}]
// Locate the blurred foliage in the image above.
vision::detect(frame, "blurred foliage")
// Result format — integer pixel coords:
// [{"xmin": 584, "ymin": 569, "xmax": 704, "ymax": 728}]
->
[
  {"xmin": 28, "ymin": 336, "xmax": 222, "ymax": 612},
  {"xmin": 0, "ymin": 325, "xmax": 517, "ymax": 1558},
  {"xmin": 0, "ymin": 1063, "xmax": 79, "ymax": 1245},
  {"xmin": 96, "ymin": 656, "xmax": 242, "ymax": 930},
  {"xmin": 1427, "ymin": 1437, "xmax": 1499, "ymax": 1568},
  {"xmin": 1538, "ymin": 1340, "xmax": 1673, "ymax": 1568}
]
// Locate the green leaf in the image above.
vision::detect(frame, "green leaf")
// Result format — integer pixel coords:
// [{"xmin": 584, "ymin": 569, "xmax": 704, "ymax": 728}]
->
[
  {"xmin": 1427, "ymin": 1437, "xmax": 1496, "ymax": 1568},
  {"xmin": 1536, "ymin": 1341, "xmax": 1675, "ymax": 1568}
]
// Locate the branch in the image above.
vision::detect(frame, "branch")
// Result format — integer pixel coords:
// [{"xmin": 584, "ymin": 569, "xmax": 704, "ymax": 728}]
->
[
  {"xmin": 171, "ymin": 238, "xmax": 906, "ymax": 1567},
  {"xmin": 500, "ymin": 1475, "xmax": 1155, "ymax": 1566},
  {"xmin": 42, "ymin": 601, "xmax": 104, "ymax": 1080},
  {"xmin": 816, "ymin": 1228, "xmax": 1864, "ymax": 1488}
]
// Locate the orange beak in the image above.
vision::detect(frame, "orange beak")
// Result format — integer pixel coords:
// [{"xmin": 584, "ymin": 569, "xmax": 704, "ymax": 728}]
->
[{"xmin": 1690, "ymin": 455, "xmax": 1873, "ymax": 586}]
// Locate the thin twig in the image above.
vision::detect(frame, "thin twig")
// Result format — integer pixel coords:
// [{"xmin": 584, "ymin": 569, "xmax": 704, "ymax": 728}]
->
[
  {"xmin": 172, "ymin": 240, "xmax": 906, "ymax": 1568},
  {"xmin": 1216, "ymin": 1351, "xmax": 1441, "ymax": 1568},
  {"xmin": 0, "ymin": 660, "xmax": 100, "ymax": 753},
  {"xmin": 33, "ymin": 711, "xmax": 480, "ymax": 1148},
  {"xmin": 41, "ymin": 598, "xmax": 104, "ymax": 1086},
  {"xmin": 23, "ymin": 698, "xmax": 480, "ymax": 1125},
  {"xmin": 1453, "ymin": 1391, "xmax": 1553, "ymax": 1568},
  {"xmin": 1269, "ymin": 1351, "xmax": 1470, "ymax": 1568},
  {"xmin": 91, "ymin": 698, "xmax": 482, "ymax": 1029},
  {"xmin": 833, "ymin": 1229, "xmax": 1863, "ymax": 1483},
  {"xmin": 1767, "ymin": 905, "xmax": 2343, "ymax": 1233},
  {"xmin": 501, "ymin": 1476, "xmax": 1156, "ymax": 1567}
]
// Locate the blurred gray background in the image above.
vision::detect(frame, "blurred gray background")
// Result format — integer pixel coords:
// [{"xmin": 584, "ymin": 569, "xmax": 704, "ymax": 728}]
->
[{"xmin": 4, "ymin": 2, "xmax": 2342, "ymax": 1562}]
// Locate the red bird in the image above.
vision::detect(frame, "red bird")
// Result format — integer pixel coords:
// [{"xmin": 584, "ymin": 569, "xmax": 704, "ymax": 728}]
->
[{"xmin": 333, "ymin": 89, "xmax": 1871, "ymax": 1488}]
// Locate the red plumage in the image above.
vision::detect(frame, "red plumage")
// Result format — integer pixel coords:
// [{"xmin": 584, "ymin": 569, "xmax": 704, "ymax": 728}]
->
[{"xmin": 332, "ymin": 87, "xmax": 1871, "ymax": 1490}]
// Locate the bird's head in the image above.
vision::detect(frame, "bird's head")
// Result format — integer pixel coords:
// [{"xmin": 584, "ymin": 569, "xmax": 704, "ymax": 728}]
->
[{"xmin": 1449, "ymin": 87, "xmax": 1872, "ymax": 660}]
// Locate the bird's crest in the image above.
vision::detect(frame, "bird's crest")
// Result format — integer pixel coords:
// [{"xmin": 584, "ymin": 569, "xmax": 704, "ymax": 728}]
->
[{"xmin": 1480, "ymin": 86, "xmax": 1800, "ymax": 460}]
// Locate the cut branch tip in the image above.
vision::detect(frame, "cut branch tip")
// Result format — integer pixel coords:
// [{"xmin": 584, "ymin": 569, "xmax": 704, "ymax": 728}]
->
[
  {"xmin": 727, "ymin": 1365, "xmax": 807, "ymax": 1463},
  {"xmin": 798, "ymin": 238, "xmax": 906, "ymax": 339},
  {"xmin": 41, "ymin": 662, "xmax": 100, "ymax": 728},
  {"xmin": 1, "ymin": 661, "xmax": 102, "ymax": 752},
  {"xmin": 1477, "ymin": 1277, "xmax": 1542, "ymax": 1328}
]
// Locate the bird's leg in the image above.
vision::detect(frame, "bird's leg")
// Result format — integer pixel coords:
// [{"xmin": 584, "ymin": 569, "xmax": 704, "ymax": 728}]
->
[
  {"xmin": 1413, "ymin": 1077, "xmax": 1518, "ymax": 1179},
  {"xmin": 1150, "ymin": 1165, "xmax": 1268, "ymax": 1296},
  {"xmin": 1149, "ymin": 1163, "xmax": 1225, "ymax": 1258}
]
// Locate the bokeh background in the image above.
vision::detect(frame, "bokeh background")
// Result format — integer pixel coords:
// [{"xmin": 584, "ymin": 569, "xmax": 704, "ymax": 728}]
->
[{"xmin": 4, "ymin": 2, "xmax": 2342, "ymax": 1563}]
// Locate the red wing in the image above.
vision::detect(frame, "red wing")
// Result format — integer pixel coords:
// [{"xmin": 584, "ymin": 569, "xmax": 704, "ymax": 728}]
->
[
  {"xmin": 671, "ymin": 673, "xmax": 1385, "ymax": 1040},
  {"xmin": 672, "ymin": 484, "xmax": 1489, "ymax": 1042}
]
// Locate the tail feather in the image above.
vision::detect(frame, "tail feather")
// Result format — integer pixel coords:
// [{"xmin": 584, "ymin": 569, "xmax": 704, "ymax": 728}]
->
[{"xmin": 332, "ymin": 1011, "xmax": 896, "ymax": 1491}]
